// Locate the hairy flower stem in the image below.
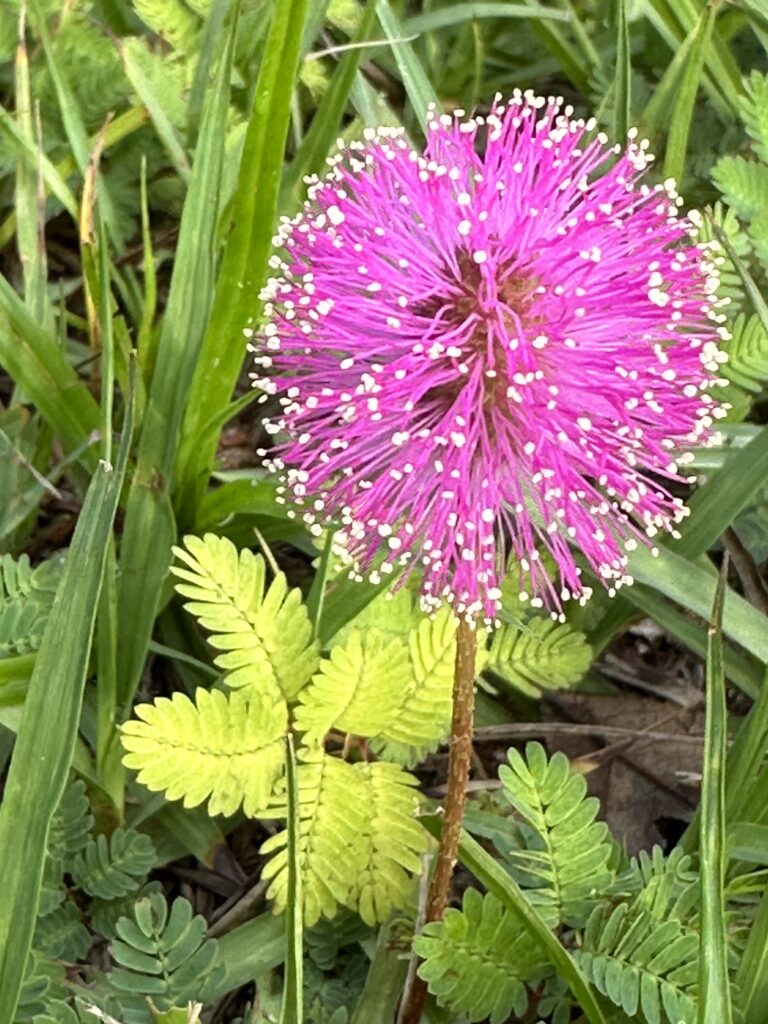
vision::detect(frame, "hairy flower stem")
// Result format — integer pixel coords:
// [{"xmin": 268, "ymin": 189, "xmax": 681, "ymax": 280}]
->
[{"xmin": 399, "ymin": 617, "xmax": 477, "ymax": 1024}]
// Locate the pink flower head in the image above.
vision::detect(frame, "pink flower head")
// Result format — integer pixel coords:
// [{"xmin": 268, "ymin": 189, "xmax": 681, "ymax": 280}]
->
[{"xmin": 252, "ymin": 92, "xmax": 726, "ymax": 624}]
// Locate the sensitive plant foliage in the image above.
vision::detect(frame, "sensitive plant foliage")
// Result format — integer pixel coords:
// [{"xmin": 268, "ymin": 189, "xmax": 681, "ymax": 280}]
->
[
  {"xmin": 415, "ymin": 746, "xmax": 723, "ymax": 1024},
  {"xmin": 253, "ymin": 91, "xmax": 727, "ymax": 624}
]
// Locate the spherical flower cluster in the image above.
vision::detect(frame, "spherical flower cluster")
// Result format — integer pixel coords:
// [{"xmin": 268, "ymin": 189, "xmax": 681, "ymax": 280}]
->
[{"xmin": 250, "ymin": 91, "xmax": 727, "ymax": 624}]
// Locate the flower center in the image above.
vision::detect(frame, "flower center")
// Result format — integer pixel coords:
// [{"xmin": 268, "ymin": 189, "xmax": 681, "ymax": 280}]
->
[{"xmin": 413, "ymin": 250, "xmax": 542, "ymax": 416}]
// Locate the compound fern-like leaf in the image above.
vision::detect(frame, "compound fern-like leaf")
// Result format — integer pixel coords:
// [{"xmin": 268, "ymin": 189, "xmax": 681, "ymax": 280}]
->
[
  {"xmin": 498, "ymin": 742, "xmax": 614, "ymax": 928},
  {"xmin": 294, "ymin": 628, "xmax": 410, "ymax": 743},
  {"xmin": 712, "ymin": 155, "xmax": 768, "ymax": 223},
  {"xmin": 414, "ymin": 889, "xmax": 547, "ymax": 1024},
  {"xmin": 350, "ymin": 761, "xmax": 427, "ymax": 926},
  {"xmin": 371, "ymin": 605, "xmax": 459, "ymax": 765},
  {"xmin": 0, "ymin": 553, "xmax": 62, "ymax": 658},
  {"xmin": 108, "ymin": 893, "xmax": 224, "ymax": 1012},
  {"xmin": 262, "ymin": 752, "xmax": 425, "ymax": 925},
  {"xmin": 740, "ymin": 70, "xmax": 768, "ymax": 164},
  {"xmin": 488, "ymin": 618, "xmax": 592, "ymax": 697},
  {"xmin": 71, "ymin": 826, "xmax": 156, "ymax": 900},
  {"xmin": 172, "ymin": 533, "xmax": 319, "ymax": 701},
  {"xmin": 262, "ymin": 751, "xmax": 370, "ymax": 925},
  {"xmin": 721, "ymin": 313, "xmax": 768, "ymax": 393},
  {"xmin": 33, "ymin": 901, "xmax": 91, "ymax": 962},
  {"xmin": 121, "ymin": 687, "xmax": 287, "ymax": 817},
  {"xmin": 575, "ymin": 901, "xmax": 698, "ymax": 1024}
]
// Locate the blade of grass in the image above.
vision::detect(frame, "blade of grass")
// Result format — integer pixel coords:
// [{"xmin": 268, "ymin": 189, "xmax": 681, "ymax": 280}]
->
[
  {"xmin": 736, "ymin": 842, "xmax": 768, "ymax": 1021},
  {"xmin": 118, "ymin": 37, "xmax": 191, "ymax": 182},
  {"xmin": 29, "ymin": 0, "xmax": 123, "ymax": 250},
  {"xmin": 422, "ymin": 821, "xmax": 608, "ymax": 1024},
  {"xmin": 350, "ymin": 917, "xmax": 409, "ymax": 1024},
  {"xmin": 0, "ymin": 275, "xmax": 100, "ymax": 465},
  {"xmin": 116, "ymin": 10, "xmax": 238, "ymax": 706},
  {"xmin": 627, "ymin": 543, "xmax": 768, "ymax": 675},
  {"xmin": 279, "ymin": 732, "xmax": 303, "ymax": 1024},
  {"xmin": 0, "ymin": 102, "xmax": 78, "ymax": 221},
  {"xmin": 208, "ymin": 913, "xmax": 285, "ymax": 997},
  {"xmin": 528, "ymin": 16, "xmax": 591, "ymax": 95},
  {"xmin": 590, "ymin": 423, "xmax": 768, "ymax": 656},
  {"xmin": 14, "ymin": 5, "xmax": 51, "ymax": 330},
  {"xmin": 377, "ymin": 0, "xmax": 438, "ymax": 127},
  {"xmin": 136, "ymin": 156, "xmax": 157, "ymax": 390},
  {"xmin": 0, "ymin": 397, "xmax": 133, "ymax": 1022},
  {"xmin": 622, "ymin": 582, "xmax": 761, "ymax": 697},
  {"xmin": 175, "ymin": 0, "xmax": 310, "ymax": 518},
  {"xmin": 306, "ymin": 531, "xmax": 334, "ymax": 640},
  {"xmin": 402, "ymin": 2, "xmax": 570, "ymax": 34},
  {"xmin": 644, "ymin": 0, "xmax": 738, "ymax": 117},
  {"xmin": 724, "ymin": 665, "xmax": 768, "ymax": 826},
  {"xmin": 613, "ymin": 0, "xmax": 631, "ymax": 142},
  {"xmin": 186, "ymin": 0, "xmax": 238, "ymax": 145},
  {"xmin": 0, "ymin": 104, "xmax": 149, "ymax": 250},
  {"xmin": 281, "ymin": 0, "xmax": 379, "ymax": 202},
  {"xmin": 663, "ymin": 3, "xmax": 715, "ymax": 185},
  {"xmin": 697, "ymin": 557, "xmax": 732, "ymax": 1024}
]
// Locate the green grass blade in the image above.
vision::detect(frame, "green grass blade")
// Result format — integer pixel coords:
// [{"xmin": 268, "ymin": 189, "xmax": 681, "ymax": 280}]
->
[
  {"xmin": 663, "ymin": 3, "xmax": 715, "ymax": 185},
  {"xmin": 697, "ymin": 558, "xmax": 732, "ymax": 1024},
  {"xmin": 0, "ymin": 104, "xmax": 149, "ymax": 250},
  {"xmin": 645, "ymin": 0, "xmax": 737, "ymax": 117},
  {"xmin": 29, "ymin": 0, "xmax": 123, "ymax": 250},
  {"xmin": 0, "ymin": 274, "xmax": 100, "ymax": 463},
  {"xmin": 725, "ymin": 665, "xmax": 768, "ymax": 827},
  {"xmin": 527, "ymin": 16, "xmax": 591, "ymax": 94},
  {"xmin": 279, "ymin": 732, "xmax": 303, "ymax": 1024},
  {"xmin": 432, "ymin": 823, "xmax": 608, "ymax": 1024},
  {"xmin": 137, "ymin": 157, "xmax": 157, "ymax": 386},
  {"xmin": 349, "ymin": 917, "xmax": 409, "ymax": 1024},
  {"xmin": 14, "ymin": 6, "xmax": 51, "ymax": 330},
  {"xmin": 116, "ymin": 10, "xmax": 238, "ymax": 706},
  {"xmin": 186, "ymin": 0, "xmax": 238, "ymax": 144},
  {"xmin": 208, "ymin": 914, "xmax": 285, "ymax": 997},
  {"xmin": 682, "ymin": 427, "xmax": 768, "ymax": 557},
  {"xmin": 590, "ymin": 424, "xmax": 768, "ymax": 657},
  {"xmin": 0, "ymin": 103, "xmax": 78, "ymax": 221},
  {"xmin": 377, "ymin": 0, "xmax": 438, "ymax": 126},
  {"xmin": 403, "ymin": 2, "xmax": 570, "ymax": 33},
  {"xmin": 627, "ymin": 544, "xmax": 768, "ymax": 677},
  {"xmin": 119, "ymin": 37, "xmax": 192, "ymax": 182},
  {"xmin": 175, "ymin": 0, "xmax": 310, "ymax": 516},
  {"xmin": 281, "ymin": 0, "xmax": 379, "ymax": 202},
  {"xmin": 623, "ymin": 582, "xmax": 761, "ymax": 697},
  {"xmin": 613, "ymin": 0, "xmax": 631, "ymax": 142},
  {"xmin": 0, "ymin": 398, "xmax": 133, "ymax": 1022},
  {"xmin": 736, "ymin": 795, "xmax": 768, "ymax": 1021}
]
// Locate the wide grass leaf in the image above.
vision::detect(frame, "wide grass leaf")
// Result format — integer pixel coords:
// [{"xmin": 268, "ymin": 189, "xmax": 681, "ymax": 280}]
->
[{"xmin": 0, "ymin": 414, "xmax": 132, "ymax": 1020}]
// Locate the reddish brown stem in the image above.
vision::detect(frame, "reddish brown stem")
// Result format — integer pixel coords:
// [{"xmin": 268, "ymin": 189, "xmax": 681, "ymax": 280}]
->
[{"xmin": 399, "ymin": 617, "xmax": 477, "ymax": 1024}]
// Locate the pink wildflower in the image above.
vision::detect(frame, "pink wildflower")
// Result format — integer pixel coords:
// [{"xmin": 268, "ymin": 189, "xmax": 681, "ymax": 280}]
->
[{"xmin": 252, "ymin": 92, "xmax": 726, "ymax": 623}]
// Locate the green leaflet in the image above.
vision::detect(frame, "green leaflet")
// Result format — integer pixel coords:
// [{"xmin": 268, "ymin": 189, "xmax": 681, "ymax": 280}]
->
[
  {"xmin": 740, "ymin": 70, "xmax": 768, "ymax": 164},
  {"xmin": 720, "ymin": 313, "xmax": 768, "ymax": 393},
  {"xmin": 498, "ymin": 743, "xmax": 615, "ymax": 929},
  {"xmin": 0, "ymin": 553, "xmax": 63, "ymax": 659},
  {"xmin": 371, "ymin": 604, "xmax": 460, "ymax": 764},
  {"xmin": 576, "ymin": 895, "xmax": 699, "ymax": 1024},
  {"xmin": 294, "ymin": 627, "xmax": 412, "ymax": 742},
  {"xmin": 488, "ymin": 618, "xmax": 592, "ymax": 697},
  {"xmin": 172, "ymin": 533, "xmax": 319, "ymax": 701},
  {"xmin": 107, "ymin": 892, "xmax": 225, "ymax": 1013},
  {"xmin": 261, "ymin": 751, "xmax": 426, "ymax": 926},
  {"xmin": 121, "ymin": 687, "xmax": 288, "ymax": 818},
  {"xmin": 297, "ymin": 601, "xmax": 467, "ymax": 764},
  {"xmin": 414, "ymin": 888, "xmax": 548, "ymax": 1024},
  {"xmin": 71, "ymin": 826, "xmax": 156, "ymax": 901}
]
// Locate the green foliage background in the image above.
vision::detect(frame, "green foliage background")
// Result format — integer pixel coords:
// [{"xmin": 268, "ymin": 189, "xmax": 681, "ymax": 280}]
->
[{"xmin": 0, "ymin": 1, "xmax": 767, "ymax": 1023}]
